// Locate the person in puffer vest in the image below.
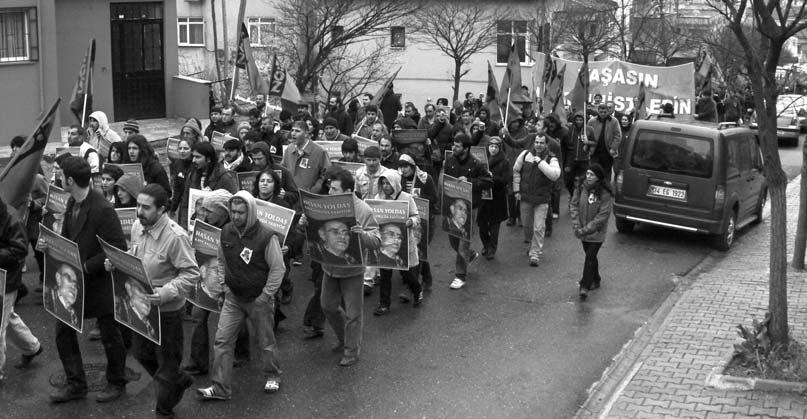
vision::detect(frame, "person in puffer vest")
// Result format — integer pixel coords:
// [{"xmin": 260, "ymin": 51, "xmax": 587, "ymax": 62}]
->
[{"xmin": 198, "ymin": 191, "xmax": 285, "ymax": 400}]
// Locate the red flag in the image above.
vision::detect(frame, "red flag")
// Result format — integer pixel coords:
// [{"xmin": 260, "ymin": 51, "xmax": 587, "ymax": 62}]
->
[
  {"xmin": 235, "ymin": 23, "xmax": 269, "ymax": 95},
  {"xmin": 370, "ymin": 67, "xmax": 401, "ymax": 107},
  {"xmin": 68, "ymin": 39, "xmax": 95, "ymax": 125},
  {"xmin": 634, "ymin": 82, "xmax": 647, "ymax": 121},
  {"xmin": 499, "ymin": 40, "xmax": 523, "ymax": 104},
  {"xmin": 0, "ymin": 99, "xmax": 61, "ymax": 216},
  {"xmin": 550, "ymin": 64, "xmax": 567, "ymax": 121},
  {"xmin": 569, "ymin": 61, "xmax": 589, "ymax": 113},
  {"xmin": 486, "ymin": 62, "xmax": 503, "ymax": 125},
  {"xmin": 267, "ymin": 54, "xmax": 302, "ymax": 115}
]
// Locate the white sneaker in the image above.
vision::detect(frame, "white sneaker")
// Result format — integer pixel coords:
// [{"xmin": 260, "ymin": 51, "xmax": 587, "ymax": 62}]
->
[
  {"xmin": 449, "ymin": 278, "xmax": 466, "ymax": 289},
  {"xmin": 264, "ymin": 379, "xmax": 280, "ymax": 393}
]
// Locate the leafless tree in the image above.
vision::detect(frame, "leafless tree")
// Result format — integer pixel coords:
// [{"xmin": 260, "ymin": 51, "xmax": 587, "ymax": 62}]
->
[
  {"xmin": 318, "ymin": 39, "xmax": 394, "ymax": 103},
  {"xmin": 412, "ymin": 1, "xmax": 502, "ymax": 103},
  {"xmin": 709, "ymin": 0, "xmax": 807, "ymax": 347},
  {"xmin": 272, "ymin": 0, "xmax": 422, "ymax": 96},
  {"xmin": 550, "ymin": 0, "xmax": 620, "ymax": 62}
]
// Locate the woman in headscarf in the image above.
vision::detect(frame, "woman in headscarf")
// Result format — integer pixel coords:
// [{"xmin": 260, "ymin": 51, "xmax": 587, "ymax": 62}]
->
[{"xmin": 570, "ymin": 163, "xmax": 613, "ymax": 300}]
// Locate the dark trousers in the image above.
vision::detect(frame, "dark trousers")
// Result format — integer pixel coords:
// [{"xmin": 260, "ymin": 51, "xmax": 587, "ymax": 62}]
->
[
  {"xmin": 590, "ymin": 154, "xmax": 613, "ymax": 181},
  {"xmin": 378, "ymin": 266, "xmax": 421, "ymax": 307},
  {"xmin": 303, "ymin": 261, "xmax": 325, "ymax": 332},
  {"xmin": 580, "ymin": 241, "xmax": 603, "ymax": 290},
  {"xmin": 188, "ymin": 308, "xmax": 249, "ymax": 371},
  {"xmin": 565, "ymin": 162, "xmax": 589, "ymax": 196},
  {"xmin": 507, "ymin": 193, "xmax": 520, "ymax": 221},
  {"xmin": 478, "ymin": 218, "xmax": 501, "ymax": 254},
  {"xmin": 132, "ymin": 310, "xmax": 192, "ymax": 416},
  {"xmin": 56, "ymin": 313, "xmax": 126, "ymax": 390},
  {"xmin": 280, "ymin": 254, "xmax": 293, "ymax": 295}
]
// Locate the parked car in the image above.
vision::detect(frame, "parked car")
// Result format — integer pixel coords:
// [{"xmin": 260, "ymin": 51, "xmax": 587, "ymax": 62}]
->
[
  {"xmin": 614, "ymin": 117, "xmax": 767, "ymax": 250},
  {"xmin": 752, "ymin": 94, "xmax": 807, "ymax": 147}
]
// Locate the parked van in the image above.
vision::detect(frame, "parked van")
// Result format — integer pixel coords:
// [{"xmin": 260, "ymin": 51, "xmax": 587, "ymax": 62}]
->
[{"xmin": 614, "ymin": 118, "xmax": 767, "ymax": 250}]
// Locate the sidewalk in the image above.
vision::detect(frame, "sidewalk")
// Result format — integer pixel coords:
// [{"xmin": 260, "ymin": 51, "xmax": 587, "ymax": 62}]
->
[{"xmin": 576, "ymin": 177, "xmax": 807, "ymax": 418}]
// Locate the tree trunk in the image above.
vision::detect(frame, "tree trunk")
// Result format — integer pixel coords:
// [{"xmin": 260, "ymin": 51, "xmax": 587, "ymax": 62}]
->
[
  {"xmin": 452, "ymin": 60, "xmax": 461, "ymax": 104},
  {"xmin": 793, "ymin": 140, "xmax": 807, "ymax": 269}
]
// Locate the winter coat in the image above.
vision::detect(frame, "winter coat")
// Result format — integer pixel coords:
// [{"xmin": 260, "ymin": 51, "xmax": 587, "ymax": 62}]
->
[
  {"xmin": 0, "ymin": 198, "xmax": 28, "ymax": 294},
  {"xmin": 179, "ymin": 163, "xmax": 239, "ymax": 228},
  {"xmin": 502, "ymin": 125, "xmax": 534, "ymax": 166},
  {"xmin": 513, "ymin": 148, "xmax": 561, "ymax": 205},
  {"xmin": 477, "ymin": 150, "xmax": 512, "ymax": 224},
  {"xmin": 373, "ymin": 171, "xmax": 420, "ymax": 268},
  {"xmin": 570, "ymin": 182, "xmax": 613, "ymax": 243},
  {"xmin": 586, "ymin": 115, "xmax": 622, "ymax": 159},
  {"xmin": 442, "ymin": 150, "xmax": 493, "ymax": 209},
  {"xmin": 87, "ymin": 111, "xmax": 122, "ymax": 151},
  {"xmin": 170, "ymin": 158, "xmax": 194, "ymax": 212},
  {"xmin": 428, "ymin": 119, "xmax": 455, "ymax": 154}
]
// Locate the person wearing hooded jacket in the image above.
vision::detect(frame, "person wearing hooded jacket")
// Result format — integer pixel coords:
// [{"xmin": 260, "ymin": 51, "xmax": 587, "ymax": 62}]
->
[
  {"xmin": 369, "ymin": 171, "xmax": 423, "ymax": 316},
  {"xmin": 0, "ymin": 195, "xmax": 43, "ymax": 383},
  {"xmin": 476, "ymin": 137, "xmax": 512, "ymax": 259},
  {"xmin": 196, "ymin": 191, "xmax": 285, "ymax": 399},
  {"xmin": 562, "ymin": 112, "xmax": 591, "ymax": 197},
  {"xmin": 87, "ymin": 111, "xmax": 122, "ymax": 152},
  {"xmin": 397, "ymin": 153, "xmax": 438, "ymax": 289},
  {"xmin": 114, "ymin": 173, "xmax": 143, "ymax": 209},
  {"xmin": 570, "ymin": 164, "xmax": 613, "ymax": 299}
]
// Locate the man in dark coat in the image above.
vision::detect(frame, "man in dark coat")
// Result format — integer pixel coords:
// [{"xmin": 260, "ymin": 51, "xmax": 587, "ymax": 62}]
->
[{"xmin": 44, "ymin": 157, "xmax": 129, "ymax": 403}]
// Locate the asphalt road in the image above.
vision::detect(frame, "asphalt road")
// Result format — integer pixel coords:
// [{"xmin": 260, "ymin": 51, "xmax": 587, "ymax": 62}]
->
[{"xmin": 1, "ymin": 139, "xmax": 802, "ymax": 419}]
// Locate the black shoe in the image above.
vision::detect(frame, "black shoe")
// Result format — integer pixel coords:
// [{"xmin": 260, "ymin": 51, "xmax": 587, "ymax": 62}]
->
[
  {"xmin": 233, "ymin": 357, "xmax": 249, "ymax": 368},
  {"xmin": 579, "ymin": 286, "xmax": 588, "ymax": 300},
  {"xmin": 413, "ymin": 291, "xmax": 424, "ymax": 307},
  {"xmin": 485, "ymin": 249, "xmax": 495, "ymax": 260},
  {"xmin": 545, "ymin": 229, "xmax": 552, "ymax": 238},
  {"xmin": 96, "ymin": 383, "xmax": 125, "ymax": 403},
  {"xmin": 363, "ymin": 284, "xmax": 373, "ymax": 296},
  {"xmin": 181, "ymin": 365, "xmax": 208, "ymax": 376},
  {"xmin": 338, "ymin": 356, "xmax": 358, "ymax": 367},
  {"xmin": 373, "ymin": 305, "xmax": 390, "ymax": 316},
  {"xmin": 302, "ymin": 328, "xmax": 324, "ymax": 339},
  {"xmin": 480, "ymin": 248, "xmax": 489, "ymax": 257},
  {"xmin": 124, "ymin": 367, "xmax": 141, "ymax": 383},
  {"xmin": 398, "ymin": 293, "xmax": 411, "ymax": 303},
  {"xmin": 15, "ymin": 345, "xmax": 42, "ymax": 369},
  {"xmin": 591, "ymin": 280, "xmax": 601, "ymax": 290},
  {"xmin": 15, "ymin": 284, "xmax": 28, "ymax": 304},
  {"xmin": 50, "ymin": 386, "xmax": 88, "ymax": 403}
]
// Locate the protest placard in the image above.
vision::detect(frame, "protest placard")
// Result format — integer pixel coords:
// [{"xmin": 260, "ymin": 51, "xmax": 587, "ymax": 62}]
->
[
  {"xmin": 392, "ymin": 129, "xmax": 430, "ymax": 169},
  {"xmin": 99, "ymin": 236, "xmax": 161, "ymax": 345},
  {"xmin": 190, "ymin": 220, "xmax": 222, "ymax": 313},
  {"xmin": 55, "ymin": 146, "xmax": 81, "ymax": 157},
  {"xmin": 166, "ymin": 138, "xmax": 181, "ymax": 160},
  {"xmin": 413, "ymin": 197, "xmax": 429, "ymax": 261},
  {"xmin": 442, "ymin": 174, "xmax": 473, "ymax": 240},
  {"xmin": 364, "ymin": 199, "xmax": 411, "ymax": 270},
  {"xmin": 115, "ymin": 208, "xmax": 136, "ymax": 247},
  {"xmin": 149, "ymin": 137, "xmax": 170, "ymax": 167},
  {"xmin": 237, "ymin": 171, "xmax": 260, "ymax": 192},
  {"xmin": 44, "ymin": 184, "xmax": 70, "ymax": 233},
  {"xmin": 316, "ymin": 141, "xmax": 344, "ymax": 161},
  {"xmin": 106, "ymin": 163, "xmax": 145, "ymax": 186},
  {"xmin": 97, "ymin": 136, "xmax": 112, "ymax": 159},
  {"xmin": 255, "ymin": 200, "xmax": 296, "ymax": 245},
  {"xmin": 300, "ymin": 190, "xmax": 363, "ymax": 267},
  {"xmin": 39, "ymin": 225, "xmax": 85, "ymax": 332},
  {"xmin": 211, "ymin": 131, "xmax": 236, "ymax": 152},
  {"xmin": 187, "ymin": 188, "xmax": 211, "ymax": 232},
  {"xmin": 331, "ymin": 161, "xmax": 364, "ymax": 177},
  {"xmin": 470, "ymin": 146, "xmax": 493, "ymax": 200},
  {"xmin": 351, "ymin": 135, "xmax": 376, "ymax": 155}
]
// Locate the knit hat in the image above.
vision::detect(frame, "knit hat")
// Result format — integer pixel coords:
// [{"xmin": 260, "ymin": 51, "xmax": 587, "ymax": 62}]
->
[
  {"xmin": 115, "ymin": 173, "xmax": 144, "ymax": 199},
  {"xmin": 364, "ymin": 145, "xmax": 381, "ymax": 158},
  {"xmin": 397, "ymin": 153, "xmax": 416, "ymax": 167},
  {"xmin": 488, "ymin": 136, "xmax": 503, "ymax": 145},
  {"xmin": 323, "ymin": 117, "xmax": 339, "ymax": 128},
  {"xmin": 341, "ymin": 138, "xmax": 358, "ymax": 153},
  {"xmin": 237, "ymin": 121, "xmax": 251, "ymax": 132},
  {"xmin": 202, "ymin": 189, "xmax": 233, "ymax": 216},
  {"xmin": 223, "ymin": 138, "xmax": 242, "ymax": 150},
  {"xmin": 123, "ymin": 119, "xmax": 139, "ymax": 133},
  {"xmin": 250, "ymin": 142, "xmax": 271, "ymax": 157},
  {"xmin": 588, "ymin": 163, "xmax": 606, "ymax": 181},
  {"xmin": 182, "ymin": 120, "xmax": 202, "ymax": 137}
]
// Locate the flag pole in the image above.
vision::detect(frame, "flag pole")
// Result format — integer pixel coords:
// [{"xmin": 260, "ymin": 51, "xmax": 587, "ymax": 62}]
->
[
  {"xmin": 81, "ymin": 64, "xmax": 92, "ymax": 127},
  {"xmin": 504, "ymin": 88, "xmax": 512, "ymax": 127}
]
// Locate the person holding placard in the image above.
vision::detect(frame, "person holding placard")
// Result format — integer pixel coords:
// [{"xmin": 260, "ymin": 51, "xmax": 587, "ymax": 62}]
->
[
  {"xmin": 397, "ymin": 154, "xmax": 438, "ymax": 289},
  {"xmin": 0, "ymin": 195, "xmax": 42, "ymax": 383},
  {"xmin": 41, "ymin": 157, "xmax": 129, "ymax": 403},
  {"xmin": 178, "ymin": 142, "xmax": 239, "ymax": 228},
  {"xmin": 125, "ymin": 135, "xmax": 171, "ymax": 196}
]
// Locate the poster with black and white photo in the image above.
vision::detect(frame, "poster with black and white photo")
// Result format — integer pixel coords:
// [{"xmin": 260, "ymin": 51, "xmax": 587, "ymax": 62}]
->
[
  {"xmin": 106, "ymin": 163, "xmax": 145, "ymax": 186},
  {"xmin": 442, "ymin": 174, "xmax": 473, "ymax": 240},
  {"xmin": 149, "ymin": 137, "xmax": 171, "ymax": 167},
  {"xmin": 237, "ymin": 171, "xmax": 260, "ymax": 192},
  {"xmin": 99, "ymin": 236, "xmax": 161, "ymax": 345},
  {"xmin": 44, "ymin": 184, "xmax": 70, "ymax": 233},
  {"xmin": 0, "ymin": 269, "xmax": 6, "ymax": 333},
  {"xmin": 255, "ymin": 200, "xmax": 296, "ymax": 245},
  {"xmin": 413, "ymin": 197, "xmax": 429, "ymax": 262},
  {"xmin": 39, "ymin": 224, "xmax": 85, "ymax": 333},
  {"xmin": 187, "ymin": 188, "xmax": 211, "ymax": 232},
  {"xmin": 469, "ymin": 146, "xmax": 492, "ymax": 200},
  {"xmin": 364, "ymin": 199, "xmax": 411, "ymax": 270},
  {"xmin": 190, "ymin": 220, "xmax": 221, "ymax": 313},
  {"xmin": 300, "ymin": 190, "xmax": 363, "ymax": 267},
  {"xmin": 115, "ymin": 208, "xmax": 137, "ymax": 248}
]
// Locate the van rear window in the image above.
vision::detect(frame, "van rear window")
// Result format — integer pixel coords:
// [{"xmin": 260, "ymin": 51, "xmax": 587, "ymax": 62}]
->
[{"xmin": 630, "ymin": 131, "xmax": 713, "ymax": 178}]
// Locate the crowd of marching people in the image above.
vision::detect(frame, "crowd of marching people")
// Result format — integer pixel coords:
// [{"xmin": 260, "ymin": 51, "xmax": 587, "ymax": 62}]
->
[{"xmin": 0, "ymin": 86, "xmax": 621, "ymax": 417}]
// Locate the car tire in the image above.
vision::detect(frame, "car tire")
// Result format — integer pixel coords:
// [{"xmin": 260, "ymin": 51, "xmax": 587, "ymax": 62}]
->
[
  {"xmin": 750, "ymin": 188, "xmax": 767, "ymax": 225},
  {"xmin": 713, "ymin": 211, "xmax": 737, "ymax": 251},
  {"xmin": 615, "ymin": 217, "xmax": 634, "ymax": 233}
]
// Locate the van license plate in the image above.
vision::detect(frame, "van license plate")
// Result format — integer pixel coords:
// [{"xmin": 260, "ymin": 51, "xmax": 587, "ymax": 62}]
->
[{"xmin": 648, "ymin": 185, "xmax": 686, "ymax": 200}]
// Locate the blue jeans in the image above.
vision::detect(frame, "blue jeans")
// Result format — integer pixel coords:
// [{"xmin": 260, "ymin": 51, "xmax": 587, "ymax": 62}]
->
[
  {"xmin": 321, "ymin": 273, "xmax": 363, "ymax": 357},
  {"xmin": 211, "ymin": 292, "xmax": 281, "ymax": 397},
  {"xmin": 520, "ymin": 202, "xmax": 549, "ymax": 260}
]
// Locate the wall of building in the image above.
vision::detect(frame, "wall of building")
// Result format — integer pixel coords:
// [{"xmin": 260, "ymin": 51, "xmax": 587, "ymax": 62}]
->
[{"xmin": 0, "ymin": 0, "xmax": 60, "ymax": 146}]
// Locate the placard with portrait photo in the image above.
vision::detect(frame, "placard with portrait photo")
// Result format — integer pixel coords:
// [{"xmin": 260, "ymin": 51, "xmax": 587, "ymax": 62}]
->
[
  {"xmin": 441, "ymin": 175, "xmax": 473, "ymax": 240},
  {"xmin": 39, "ymin": 224, "xmax": 85, "ymax": 333},
  {"xmin": 190, "ymin": 220, "xmax": 222, "ymax": 313},
  {"xmin": 413, "ymin": 197, "xmax": 429, "ymax": 262},
  {"xmin": 300, "ymin": 190, "xmax": 363, "ymax": 267},
  {"xmin": 364, "ymin": 199, "xmax": 411, "ymax": 270}
]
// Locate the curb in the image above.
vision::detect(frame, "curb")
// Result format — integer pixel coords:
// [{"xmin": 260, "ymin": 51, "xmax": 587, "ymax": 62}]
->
[
  {"xmin": 574, "ymin": 175, "xmax": 800, "ymax": 418},
  {"xmin": 704, "ymin": 345, "xmax": 807, "ymax": 394}
]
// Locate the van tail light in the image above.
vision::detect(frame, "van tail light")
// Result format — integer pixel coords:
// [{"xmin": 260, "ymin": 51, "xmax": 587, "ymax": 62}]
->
[
  {"xmin": 714, "ymin": 184, "xmax": 725, "ymax": 209},
  {"xmin": 615, "ymin": 170, "xmax": 623, "ymax": 194}
]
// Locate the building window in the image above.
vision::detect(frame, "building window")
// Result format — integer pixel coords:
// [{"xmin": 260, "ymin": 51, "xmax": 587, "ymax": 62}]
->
[
  {"xmin": 177, "ymin": 17, "xmax": 204, "ymax": 47},
  {"xmin": 390, "ymin": 26, "xmax": 405, "ymax": 48},
  {"xmin": 0, "ymin": 8, "xmax": 39, "ymax": 63},
  {"xmin": 496, "ymin": 20, "xmax": 529, "ymax": 65},
  {"xmin": 248, "ymin": 17, "xmax": 275, "ymax": 47}
]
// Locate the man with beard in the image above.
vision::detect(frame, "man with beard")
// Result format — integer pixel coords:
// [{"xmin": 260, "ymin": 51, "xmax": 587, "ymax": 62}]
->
[
  {"xmin": 325, "ymin": 96, "xmax": 354, "ymax": 135},
  {"xmin": 86, "ymin": 111, "xmax": 122, "ymax": 151},
  {"xmin": 378, "ymin": 137, "xmax": 399, "ymax": 170},
  {"xmin": 417, "ymin": 103, "xmax": 437, "ymax": 130},
  {"xmin": 178, "ymin": 142, "xmax": 239, "ymax": 228},
  {"xmin": 258, "ymin": 116, "xmax": 284, "ymax": 158},
  {"xmin": 44, "ymin": 264, "xmax": 81, "ymax": 328},
  {"xmin": 442, "ymin": 134, "xmax": 492, "ymax": 290},
  {"xmin": 231, "ymin": 93, "xmax": 270, "ymax": 120},
  {"xmin": 222, "ymin": 139, "xmax": 252, "ymax": 173},
  {"xmin": 42, "ymin": 157, "xmax": 129, "ymax": 403},
  {"xmin": 322, "ymin": 117, "xmax": 351, "ymax": 142},
  {"xmin": 66, "ymin": 125, "xmax": 101, "ymax": 182},
  {"xmin": 108, "ymin": 184, "xmax": 200, "ymax": 418}
]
